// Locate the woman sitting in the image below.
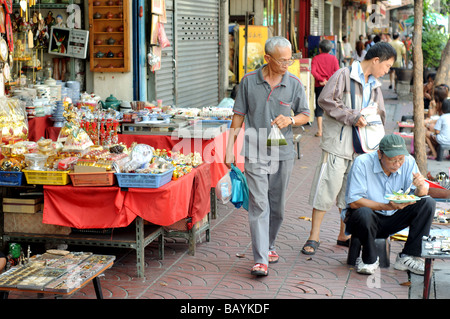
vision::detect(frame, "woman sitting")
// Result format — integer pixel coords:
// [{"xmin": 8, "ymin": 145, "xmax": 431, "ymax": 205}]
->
[
  {"xmin": 426, "ymin": 98, "xmax": 450, "ymax": 159},
  {"xmin": 425, "ymin": 84, "xmax": 449, "ymax": 132}
]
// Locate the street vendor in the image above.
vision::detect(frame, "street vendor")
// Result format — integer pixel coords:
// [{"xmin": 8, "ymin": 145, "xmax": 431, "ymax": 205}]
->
[
  {"xmin": 225, "ymin": 36, "xmax": 310, "ymax": 276},
  {"xmin": 343, "ymin": 134, "xmax": 435, "ymax": 275}
]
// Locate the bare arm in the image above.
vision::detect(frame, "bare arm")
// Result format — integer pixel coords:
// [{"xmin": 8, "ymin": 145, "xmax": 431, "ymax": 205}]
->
[{"xmin": 225, "ymin": 114, "xmax": 245, "ymax": 168}]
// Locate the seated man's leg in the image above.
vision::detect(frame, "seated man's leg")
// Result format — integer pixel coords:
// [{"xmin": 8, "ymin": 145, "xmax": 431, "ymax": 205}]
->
[
  {"xmin": 378, "ymin": 197, "xmax": 435, "ymax": 257},
  {"xmin": 345, "ymin": 207, "xmax": 380, "ymax": 264},
  {"xmin": 402, "ymin": 197, "xmax": 435, "ymax": 256}
]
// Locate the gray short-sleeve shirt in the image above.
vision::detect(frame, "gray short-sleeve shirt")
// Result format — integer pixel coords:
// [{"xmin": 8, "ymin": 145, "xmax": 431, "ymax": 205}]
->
[{"xmin": 233, "ymin": 64, "xmax": 310, "ymax": 161}]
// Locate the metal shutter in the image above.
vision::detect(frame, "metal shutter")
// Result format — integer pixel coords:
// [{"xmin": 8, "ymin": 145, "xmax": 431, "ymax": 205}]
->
[
  {"xmin": 310, "ymin": 0, "xmax": 324, "ymax": 36},
  {"xmin": 154, "ymin": 0, "xmax": 175, "ymax": 106},
  {"xmin": 174, "ymin": 0, "xmax": 219, "ymax": 107}
]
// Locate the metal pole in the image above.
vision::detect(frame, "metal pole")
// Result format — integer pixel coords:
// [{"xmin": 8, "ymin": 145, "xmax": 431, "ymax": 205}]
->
[{"xmin": 244, "ymin": 11, "xmax": 249, "ymax": 75}]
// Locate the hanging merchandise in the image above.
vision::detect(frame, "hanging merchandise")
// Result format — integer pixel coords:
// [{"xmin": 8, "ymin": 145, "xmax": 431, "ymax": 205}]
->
[
  {"xmin": 0, "ymin": 6, "xmax": 5, "ymax": 33},
  {"xmin": 157, "ymin": 23, "xmax": 170, "ymax": 49},
  {"xmin": 147, "ymin": 46, "xmax": 161, "ymax": 72},
  {"xmin": 3, "ymin": 0, "xmax": 13, "ymax": 52}
]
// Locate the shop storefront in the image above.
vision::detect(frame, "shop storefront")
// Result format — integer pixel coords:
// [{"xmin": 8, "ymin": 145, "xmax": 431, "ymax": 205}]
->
[{"xmin": 0, "ymin": 0, "xmax": 238, "ymax": 282}]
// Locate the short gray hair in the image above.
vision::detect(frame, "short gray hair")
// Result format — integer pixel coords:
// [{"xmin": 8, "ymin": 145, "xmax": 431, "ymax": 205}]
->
[
  {"xmin": 319, "ymin": 39, "xmax": 333, "ymax": 53},
  {"xmin": 265, "ymin": 36, "xmax": 292, "ymax": 55}
]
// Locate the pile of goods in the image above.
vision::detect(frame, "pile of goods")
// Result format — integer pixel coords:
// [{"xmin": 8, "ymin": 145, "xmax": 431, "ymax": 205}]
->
[
  {"xmin": 0, "ymin": 126, "xmax": 203, "ymax": 187},
  {"xmin": 0, "ymin": 249, "xmax": 115, "ymax": 293},
  {"xmin": 0, "ymin": 97, "xmax": 28, "ymax": 143}
]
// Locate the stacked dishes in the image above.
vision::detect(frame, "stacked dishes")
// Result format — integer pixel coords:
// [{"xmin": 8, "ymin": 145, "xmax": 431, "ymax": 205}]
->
[
  {"xmin": 50, "ymin": 101, "xmax": 65, "ymax": 127},
  {"xmin": 66, "ymin": 81, "xmax": 81, "ymax": 103},
  {"xmin": 35, "ymin": 85, "xmax": 51, "ymax": 99},
  {"xmin": 49, "ymin": 84, "xmax": 62, "ymax": 102}
]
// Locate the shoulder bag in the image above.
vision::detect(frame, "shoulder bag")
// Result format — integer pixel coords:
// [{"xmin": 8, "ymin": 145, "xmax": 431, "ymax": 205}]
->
[{"xmin": 349, "ymin": 66, "xmax": 385, "ymax": 154}]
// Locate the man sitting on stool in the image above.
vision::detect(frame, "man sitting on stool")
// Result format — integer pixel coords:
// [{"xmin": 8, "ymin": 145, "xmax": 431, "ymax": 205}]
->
[{"xmin": 343, "ymin": 134, "xmax": 435, "ymax": 275}]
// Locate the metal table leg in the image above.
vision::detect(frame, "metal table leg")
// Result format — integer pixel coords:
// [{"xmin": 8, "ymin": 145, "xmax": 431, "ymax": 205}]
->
[
  {"xmin": 423, "ymin": 258, "xmax": 434, "ymax": 299},
  {"xmin": 92, "ymin": 277, "xmax": 103, "ymax": 299},
  {"xmin": 135, "ymin": 216, "xmax": 145, "ymax": 278},
  {"xmin": 210, "ymin": 188, "xmax": 217, "ymax": 219}
]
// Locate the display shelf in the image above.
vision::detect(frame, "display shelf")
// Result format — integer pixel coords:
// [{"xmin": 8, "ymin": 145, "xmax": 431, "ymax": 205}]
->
[{"xmin": 88, "ymin": 0, "xmax": 130, "ymax": 72}]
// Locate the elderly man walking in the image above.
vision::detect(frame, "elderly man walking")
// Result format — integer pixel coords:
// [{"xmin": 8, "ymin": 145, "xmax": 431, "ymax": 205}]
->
[{"xmin": 225, "ymin": 36, "xmax": 310, "ymax": 276}]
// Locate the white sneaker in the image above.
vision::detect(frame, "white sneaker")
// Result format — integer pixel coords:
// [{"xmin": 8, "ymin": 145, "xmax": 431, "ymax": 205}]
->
[
  {"xmin": 394, "ymin": 254, "xmax": 425, "ymax": 275},
  {"xmin": 356, "ymin": 257, "xmax": 379, "ymax": 275}
]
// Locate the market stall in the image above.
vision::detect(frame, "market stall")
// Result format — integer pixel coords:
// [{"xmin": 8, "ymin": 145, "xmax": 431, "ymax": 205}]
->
[{"xmin": 42, "ymin": 163, "xmax": 210, "ymax": 228}]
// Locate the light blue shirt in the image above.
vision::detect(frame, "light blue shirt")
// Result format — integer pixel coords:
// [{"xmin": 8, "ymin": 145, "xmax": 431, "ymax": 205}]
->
[
  {"xmin": 435, "ymin": 113, "xmax": 450, "ymax": 146},
  {"xmin": 356, "ymin": 61, "xmax": 376, "ymax": 109},
  {"xmin": 342, "ymin": 151, "xmax": 420, "ymax": 220}
]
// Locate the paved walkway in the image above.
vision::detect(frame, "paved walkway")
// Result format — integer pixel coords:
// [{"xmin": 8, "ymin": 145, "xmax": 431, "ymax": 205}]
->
[{"xmin": 5, "ymin": 77, "xmax": 450, "ymax": 303}]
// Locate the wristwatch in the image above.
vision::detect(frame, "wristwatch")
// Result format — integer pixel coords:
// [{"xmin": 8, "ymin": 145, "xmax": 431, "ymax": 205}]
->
[{"xmin": 289, "ymin": 116, "xmax": 295, "ymax": 125}]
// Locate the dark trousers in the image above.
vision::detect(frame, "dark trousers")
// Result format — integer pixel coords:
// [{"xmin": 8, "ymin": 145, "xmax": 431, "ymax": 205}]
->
[
  {"xmin": 345, "ymin": 197, "xmax": 435, "ymax": 264},
  {"xmin": 314, "ymin": 86, "xmax": 324, "ymax": 117}
]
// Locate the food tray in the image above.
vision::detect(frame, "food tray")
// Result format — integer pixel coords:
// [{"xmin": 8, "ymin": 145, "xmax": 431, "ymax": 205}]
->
[
  {"xmin": 69, "ymin": 172, "xmax": 115, "ymax": 187},
  {"xmin": 23, "ymin": 170, "xmax": 70, "ymax": 185},
  {"xmin": 115, "ymin": 168, "xmax": 174, "ymax": 188},
  {"xmin": 385, "ymin": 194, "xmax": 421, "ymax": 203},
  {"xmin": 0, "ymin": 171, "xmax": 24, "ymax": 186}
]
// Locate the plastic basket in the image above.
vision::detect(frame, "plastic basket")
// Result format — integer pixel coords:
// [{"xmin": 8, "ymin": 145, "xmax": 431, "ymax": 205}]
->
[
  {"xmin": 69, "ymin": 172, "xmax": 115, "ymax": 187},
  {"xmin": 0, "ymin": 171, "xmax": 24, "ymax": 186},
  {"xmin": 23, "ymin": 170, "xmax": 70, "ymax": 185},
  {"xmin": 115, "ymin": 168, "xmax": 174, "ymax": 188}
]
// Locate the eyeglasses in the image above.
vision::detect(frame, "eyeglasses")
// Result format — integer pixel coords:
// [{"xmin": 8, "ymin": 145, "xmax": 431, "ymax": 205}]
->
[
  {"xmin": 382, "ymin": 153, "xmax": 405, "ymax": 164},
  {"xmin": 268, "ymin": 55, "xmax": 294, "ymax": 66}
]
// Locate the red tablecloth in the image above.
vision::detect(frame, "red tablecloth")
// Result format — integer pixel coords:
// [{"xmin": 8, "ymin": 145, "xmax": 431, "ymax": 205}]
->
[
  {"xmin": 46, "ymin": 126, "xmax": 61, "ymax": 141},
  {"xmin": 27, "ymin": 116, "xmax": 53, "ymax": 142},
  {"xmin": 43, "ymin": 163, "xmax": 211, "ymax": 229},
  {"xmin": 43, "ymin": 185, "xmax": 132, "ymax": 229}
]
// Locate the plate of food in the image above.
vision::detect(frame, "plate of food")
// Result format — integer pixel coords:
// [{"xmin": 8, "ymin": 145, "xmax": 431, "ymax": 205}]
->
[{"xmin": 385, "ymin": 193, "xmax": 421, "ymax": 203}]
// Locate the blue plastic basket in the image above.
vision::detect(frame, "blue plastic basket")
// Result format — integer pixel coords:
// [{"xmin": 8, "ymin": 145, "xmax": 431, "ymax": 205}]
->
[
  {"xmin": 0, "ymin": 171, "xmax": 24, "ymax": 186},
  {"xmin": 115, "ymin": 168, "xmax": 174, "ymax": 188}
]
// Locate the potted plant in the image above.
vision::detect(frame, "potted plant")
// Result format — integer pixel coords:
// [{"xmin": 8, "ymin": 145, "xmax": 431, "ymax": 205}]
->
[{"xmin": 422, "ymin": 0, "xmax": 448, "ymax": 80}]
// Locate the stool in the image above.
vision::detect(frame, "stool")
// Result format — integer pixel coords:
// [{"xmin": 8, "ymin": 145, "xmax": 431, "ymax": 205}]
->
[
  {"xmin": 436, "ymin": 144, "xmax": 450, "ymax": 161},
  {"xmin": 347, "ymin": 237, "xmax": 391, "ymax": 268},
  {"xmin": 293, "ymin": 134, "xmax": 302, "ymax": 159}
]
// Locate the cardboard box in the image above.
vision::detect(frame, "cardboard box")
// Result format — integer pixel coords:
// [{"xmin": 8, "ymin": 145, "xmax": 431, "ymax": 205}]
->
[
  {"xmin": 3, "ymin": 197, "xmax": 43, "ymax": 204},
  {"xmin": 3, "ymin": 197, "xmax": 43, "ymax": 214},
  {"xmin": 4, "ymin": 212, "xmax": 71, "ymax": 235},
  {"xmin": 3, "ymin": 203, "xmax": 42, "ymax": 213}
]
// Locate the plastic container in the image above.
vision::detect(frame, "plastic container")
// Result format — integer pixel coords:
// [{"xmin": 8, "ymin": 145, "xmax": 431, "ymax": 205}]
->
[
  {"xmin": 24, "ymin": 153, "xmax": 49, "ymax": 170},
  {"xmin": 0, "ymin": 171, "xmax": 24, "ymax": 186},
  {"xmin": 115, "ymin": 168, "xmax": 174, "ymax": 188},
  {"xmin": 23, "ymin": 170, "xmax": 70, "ymax": 185},
  {"xmin": 69, "ymin": 172, "xmax": 115, "ymax": 187}
]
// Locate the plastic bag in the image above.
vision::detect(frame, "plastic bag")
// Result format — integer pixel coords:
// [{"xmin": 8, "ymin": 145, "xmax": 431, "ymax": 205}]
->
[
  {"xmin": 123, "ymin": 144, "xmax": 154, "ymax": 173},
  {"xmin": 267, "ymin": 124, "xmax": 287, "ymax": 146},
  {"xmin": 215, "ymin": 172, "xmax": 232, "ymax": 204},
  {"xmin": 158, "ymin": 23, "xmax": 170, "ymax": 48}
]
